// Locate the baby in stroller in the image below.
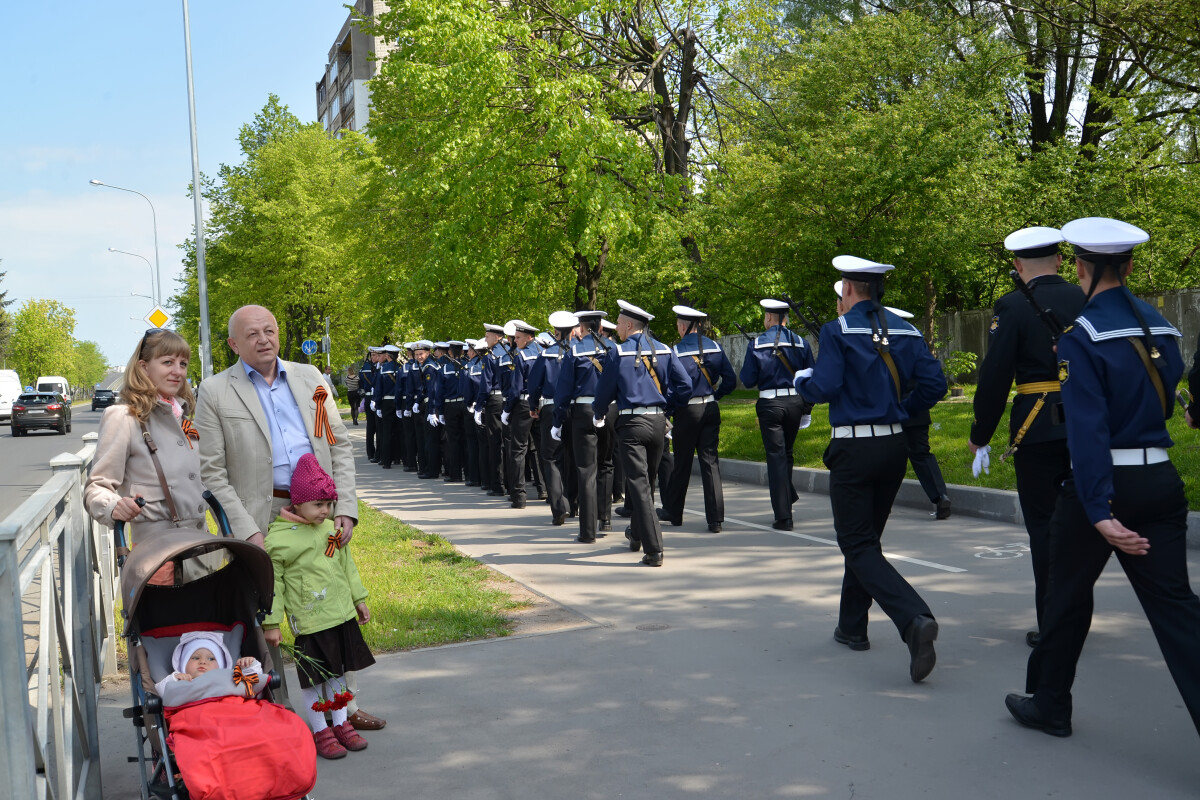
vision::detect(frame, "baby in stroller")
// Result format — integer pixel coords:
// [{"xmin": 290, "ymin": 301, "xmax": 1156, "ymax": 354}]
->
[{"xmin": 152, "ymin": 630, "xmax": 266, "ymax": 700}]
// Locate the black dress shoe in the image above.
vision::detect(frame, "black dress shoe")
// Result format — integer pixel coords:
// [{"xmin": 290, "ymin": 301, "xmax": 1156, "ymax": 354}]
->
[
  {"xmin": 368, "ymin": 457, "xmax": 379, "ymax": 463},
  {"xmin": 569, "ymin": 507, "xmax": 578, "ymax": 518},
  {"xmin": 552, "ymin": 514, "xmax": 567, "ymax": 526},
  {"xmin": 613, "ymin": 493, "xmax": 624, "ymax": 503},
  {"xmin": 904, "ymin": 616, "xmax": 938, "ymax": 682},
  {"xmin": 833, "ymin": 626, "xmax": 870, "ymax": 651},
  {"xmin": 615, "ymin": 506, "xmax": 631, "ymax": 518},
  {"xmin": 537, "ymin": 491, "xmax": 548, "ymax": 501},
  {"xmin": 641, "ymin": 552, "xmax": 663, "ymax": 566},
  {"xmin": 656, "ymin": 508, "xmax": 682, "ymax": 526},
  {"xmin": 1025, "ymin": 631, "xmax": 1041, "ymax": 648},
  {"xmin": 465, "ymin": 481, "xmax": 479, "ymax": 487},
  {"xmin": 576, "ymin": 535, "xmax": 596, "ymax": 544},
  {"xmin": 403, "ymin": 466, "xmax": 419, "ymax": 472},
  {"xmin": 511, "ymin": 500, "xmax": 526, "ymax": 509},
  {"xmin": 1005, "ymin": 693, "xmax": 1071, "ymax": 737},
  {"xmin": 599, "ymin": 520, "xmax": 612, "ymax": 532},
  {"xmin": 935, "ymin": 497, "xmax": 952, "ymax": 520},
  {"xmin": 772, "ymin": 519, "xmax": 793, "ymax": 531},
  {"xmin": 624, "ymin": 527, "xmax": 641, "ymax": 552},
  {"xmin": 708, "ymin": 523, "xmax": 722, "ymax": 533},
  {"xmin": 487, "ymin": 489, "xmax": 505, "ymax": 497},
  {"xmin": 380, "ymin": 464, "xmax": 392, "ymax": 470}
]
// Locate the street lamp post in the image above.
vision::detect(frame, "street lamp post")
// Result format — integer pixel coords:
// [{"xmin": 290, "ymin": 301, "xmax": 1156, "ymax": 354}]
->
[
  {"xmin": 107, "ymin": 248, "xmax": 156, "ymax": 305},
  {"xmin": 182, "ymin": 0, "xmax": 213, "ymax": 379},
  {"xmin": 89, "ymin": 179, "xmax": 161, "ymax": 307}
]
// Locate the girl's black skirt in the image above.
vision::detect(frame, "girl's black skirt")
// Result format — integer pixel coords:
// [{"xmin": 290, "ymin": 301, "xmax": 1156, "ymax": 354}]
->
[{"xmin": 293, "ymin": 617, "xmax": 376, "ymax": 689}]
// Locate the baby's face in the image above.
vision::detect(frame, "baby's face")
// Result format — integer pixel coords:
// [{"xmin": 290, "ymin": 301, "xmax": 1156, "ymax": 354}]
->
[
  {"xmin": 295, "ymin": 499, "xmax": 334, "ymax": 525},
  {"xmin": 185, "ymin": 648, "xmax": 218, "ymax": 677}
]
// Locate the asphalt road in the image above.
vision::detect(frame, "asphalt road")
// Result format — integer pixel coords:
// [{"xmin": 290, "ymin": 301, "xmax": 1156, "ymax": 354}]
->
[{"xmin": 0, "ymin": 403, "xmax": 102, "ymax": 520}]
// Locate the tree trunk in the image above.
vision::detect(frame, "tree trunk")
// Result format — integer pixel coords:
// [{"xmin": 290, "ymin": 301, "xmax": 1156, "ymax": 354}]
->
[
  {"xmin": 922, "ymin": 270, "xmax": 938, "ymax": 349},
  {"xmin": 573, "ymin": 239, "xmax": 608, "ymax": 310}
]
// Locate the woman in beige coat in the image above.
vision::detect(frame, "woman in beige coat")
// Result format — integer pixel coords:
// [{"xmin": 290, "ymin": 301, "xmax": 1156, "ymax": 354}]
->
[{"xmin": 85, "ymin": 329, "xmax": 208, "ymax": 547}]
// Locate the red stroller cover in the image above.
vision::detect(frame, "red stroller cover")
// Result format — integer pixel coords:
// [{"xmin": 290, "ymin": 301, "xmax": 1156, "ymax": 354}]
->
[{"xmin": 166, "ymin": 695, "xmax": 316, "ymax": 800}]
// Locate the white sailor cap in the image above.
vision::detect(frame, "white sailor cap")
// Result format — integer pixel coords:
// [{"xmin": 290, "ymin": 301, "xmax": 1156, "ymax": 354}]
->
[
  {"xmin": 672, "ymin": 304, "xmax": 708, "ymax": 321},
  {"xmin": 501, "ymin": 321, "xmax": 516, "ymax": 337},
  {"xmin": 402, "ymin": 342, "xmax": 415, "ymax": 350},
  {"xmin": 412, "ymin": 340, "xmax": 433, "ymax": 351},
  {"xmin": 433, "ymin": 341, "xmax": 449, "ymax": 350},
  {"xmin": 1061, "ymin": 217, "xmax": 1148, "ymax": 258},
  {"xmin": 833, "ymin": 280, "xmax": 843, "ymax": 298},
  {"xmin": 483, "ymin": 323, "xmax": 505, "ymax": 334},
  {"xmin": 886, "ymin": 306, "xmax": 914, "ymax": 319},
  {"xmin": 548, "ymin": 310, "xmax": 579, "ymax": 329},
  {"xmin": 367, "ymin": 345, "xmax": 383, "ymax": 353},
  {"xmin": 574, "ymin": 309, "xmax": 608, "ymax": 320},
  {"xmin": 535, "ymin": 332, "xmax": 555, "ymax": 346},
  {"xmin": 832, "ymin": 255, "xmax": 895, "ymax": 275},
  {"xmin": 509, "ymin": 319, "xmax": 538, "ymax": 335},
  {"xmin": 383, "ymin": 344, "xmax": 401, "ymax": 354},
  {"xmin": 601, "ymin": 319, "xmax": 617, "ymax": 331},
  {"xmin": 760, "ymin": 298, "xmax": 789, "ymax": 312},
  {"xmin": 617, "ymin": 300, "xmax": 654, "ymax": 322},
  {"xmin": 465, "ymin": 339, "xmax": 479, "ymax": 350},
  {"xmin": 447, "ymin": 340, "xmax": 465, "ymax": 348},
  {"xmin": 1004, "ymin": 226, "xmax": 1064, "ymax": 259}
]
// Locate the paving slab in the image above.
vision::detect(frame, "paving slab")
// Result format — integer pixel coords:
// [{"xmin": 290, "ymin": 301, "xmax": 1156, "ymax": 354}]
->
[{"xmin": 98, "ymin": 429, "xmax": 1200, "ymax": 799}]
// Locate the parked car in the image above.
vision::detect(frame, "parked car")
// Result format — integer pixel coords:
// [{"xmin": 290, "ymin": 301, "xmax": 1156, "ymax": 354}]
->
[
  {"xmin": 11, "ymin": 392, "xmax": 72, "ymax": 436},
  {"xmin": 0, "ymin": 369, "xmax": 21, "ymax": 422},
  {"xmin": 92, "ymin": 388, "xmax": 117, "ymax": 411}
]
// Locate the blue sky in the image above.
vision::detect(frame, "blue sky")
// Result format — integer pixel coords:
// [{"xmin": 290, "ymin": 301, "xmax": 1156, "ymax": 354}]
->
[{"xmin": 0, "ymin": 2, "xmax": 351, "ymax": 366}]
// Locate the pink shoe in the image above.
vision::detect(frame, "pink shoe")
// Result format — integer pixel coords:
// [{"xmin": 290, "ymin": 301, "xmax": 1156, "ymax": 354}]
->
[
  {"xmin": 332, "ymin": 721, "xmax": 368, "ymax": 751},
  {"xmin": 314, "ymin": 727, "xmax": 347, "ymax": 759}
]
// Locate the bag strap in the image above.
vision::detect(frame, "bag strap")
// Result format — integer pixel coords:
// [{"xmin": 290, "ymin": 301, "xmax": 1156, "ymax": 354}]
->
[
  {"xmin": 1127, "ymin": 337, "xmax": 1169, "ymax": 417},
  {"xmin": 879, "ymin": 350, "xmax": 902, "ymax": 403},
  {"xmin": 690, "ymin": 354, "xmax": 715, "ymax": 388},
  {"xmin": 139, "ymin": 420, "xmax": 181, "ymax": 523}
]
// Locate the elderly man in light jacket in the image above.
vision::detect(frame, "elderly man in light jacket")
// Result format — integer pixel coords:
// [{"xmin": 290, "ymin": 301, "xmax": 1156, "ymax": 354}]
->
[{"xmin": 196, "ymin": 304, "xmax": 385, "ymax": 730}]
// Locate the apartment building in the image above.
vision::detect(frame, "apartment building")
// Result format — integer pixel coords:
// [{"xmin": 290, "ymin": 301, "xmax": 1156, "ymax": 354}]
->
[{"xmin": 315, "ymin": 0, "xmax": 394, "ymax": 135}]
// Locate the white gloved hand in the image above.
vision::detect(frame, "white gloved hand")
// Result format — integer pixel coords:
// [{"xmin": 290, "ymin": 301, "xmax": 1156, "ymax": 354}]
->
[
  {"xmin": 550, "ymin": 425, "xmax": 562, "ymax": 441},
  {"xmin": 793, "ymin": 367, "xmax": 814, "ymax": 382},
  {"xmin": 395, "ymin": 408, "xmax": 401, "ymax": 418},
  {"xmin": 438, "ymin": 415, "xmax": 445, "ymax": 424},
  {"xmin": 972, "ymin": 445, "xmax": 991, "ymax": 477},
  {"xmin": 501, "ymin": 411, "xmax": 511, "ymax": 426},
  {"xmin": 403, "ymin": 410, "xmax": 412, "ymax": 418},
  {"xmin": 427, "ymin": 413, "xmax": 438, "ymax": 427},
  {"xmin": 370, "ymin": 400, "xmax": 376, "ymax": 411},
  {"xmin": 474, "ymin": 410, "xmax": 483, "ymax": 426},
  {"xmin": 377, "ymin": 409, "xmax": 383, "ymax": 418},
  {"xmin": 593, "ymin": 415, "xmax": 606, "ymax": 429},
  {"xmin": 799, "ymin": 414, "xmax": 812, "ymax": 429},
  {"xmin": 412, "ymin": 403, "xmax": 420, "ymax": 414}
]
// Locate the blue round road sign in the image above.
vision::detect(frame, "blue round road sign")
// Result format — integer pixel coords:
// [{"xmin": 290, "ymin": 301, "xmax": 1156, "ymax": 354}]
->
[{"xmin": 301, "ymin": 339, "xmax": 318, "ymax": 356}]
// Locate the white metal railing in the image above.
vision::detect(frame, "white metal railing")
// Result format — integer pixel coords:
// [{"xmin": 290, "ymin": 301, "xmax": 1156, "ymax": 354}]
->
[{"xmin": 0, "ymin": 433, "xmax": 116, "ymax": 800}]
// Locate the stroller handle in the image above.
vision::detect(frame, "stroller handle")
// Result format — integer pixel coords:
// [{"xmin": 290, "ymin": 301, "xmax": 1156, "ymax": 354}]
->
[
  {"xmin": 112, "ymin": 497, "xmax": 145, "ymax": 568},
  {"xmin": 203, "ymin": 490, "xmax": 235, "ymax": 538}
]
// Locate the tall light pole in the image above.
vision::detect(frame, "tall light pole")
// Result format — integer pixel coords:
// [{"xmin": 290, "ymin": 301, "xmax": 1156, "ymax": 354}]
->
[
  {"xmin": 182, "ymin": 0, "xmax": 213, "ymax": 379},
  {"xmin": 107, "ymin": 248, "xmax": 157, "ymax": 306},
  {"xmin": 89, "ymin": 179, "xmax": 161, "ymax": 307}
]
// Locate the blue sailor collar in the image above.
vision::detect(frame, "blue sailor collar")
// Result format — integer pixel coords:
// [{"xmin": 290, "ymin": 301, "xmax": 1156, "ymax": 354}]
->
[
  {"xmin": 618, "ymin": 333, "xmax": 671, "ymax": 356},
  {"xmin": 673, "ymin": 332, "xmax": 721, "ymax": 357},
  {"xmin": 838, "ymin": 302, "xmax": 922, "ymax": 338},
  {"xmin": 571, "ymin": 337, "xmax": 608, "ymax": 357},
  {"xmin": 1075, "ymin": 287, "xmax": 1181, "ymax": 342},
  {"xmin": 754, "ymin": 325, "xmax": 806, "ymax": 349}
]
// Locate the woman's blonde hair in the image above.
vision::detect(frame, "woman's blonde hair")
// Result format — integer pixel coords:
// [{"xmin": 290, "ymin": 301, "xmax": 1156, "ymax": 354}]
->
[{"xmin": 119, "ymin": 329, "xmax": 196, "ymax": 422}]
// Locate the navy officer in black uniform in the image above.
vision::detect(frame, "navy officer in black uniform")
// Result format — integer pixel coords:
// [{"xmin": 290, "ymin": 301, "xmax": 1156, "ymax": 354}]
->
[
  {"xmin": 659, "ymin": 305, "xmax": 736, "ymax": 533},
  {"xmin": 1005, "ymin": 217, "xmax": 1200, "ymax": 740},
  {"xmin": 970, "ymin": 226, "xmax": 1086, "ymax": 648},
  {"xmin": 740, "ymin": 299, "xmax": 815, "ymax": 531},
  {"xmin": 593, "ymin": 300, "xmax": 691, "ymax": 565},
  {"xmin": 529, "ymin": 311, "xmax": 579, "ymax": 526},
  {"xmin": 794, "ymin": 256, "xmax": 946, "ymax": 682},
  {"xmin": 376, "ymin": 344, "xmax": 401, "ymax": 469},
  {"xmin": 474, "ymin": 323, "xmax": 510, "ymax": 496},
  {"xmin": 360, "ymin": 347, "xmax": 380, "ymax": 462},
  {"xmin": 502, "ymin": 320, "xmax": 542, "ymax": 508}
]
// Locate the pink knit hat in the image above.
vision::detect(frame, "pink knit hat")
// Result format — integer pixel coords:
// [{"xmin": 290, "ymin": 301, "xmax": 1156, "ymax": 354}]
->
[{"xmin": 290, "ymin": 453, "xmax": 338, "ymax": 505}]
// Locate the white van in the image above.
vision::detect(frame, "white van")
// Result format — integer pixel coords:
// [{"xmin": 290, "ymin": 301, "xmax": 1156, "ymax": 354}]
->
[
  {"xmin": 36, "ymin": 376, "xmax": 71, "ymax": 403},
  {"xmin": 0, "ymin": 370, "xmax": 21, "ymax": 422}
]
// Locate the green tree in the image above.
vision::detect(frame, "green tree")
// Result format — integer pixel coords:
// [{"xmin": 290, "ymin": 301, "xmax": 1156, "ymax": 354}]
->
[
  {"xmin": 8, "ymin": 299, "xmax": 76, "ymax": 384},
  {"xmin": 69, "ymin": 340, "xmax": 109, "ymax": 390}
]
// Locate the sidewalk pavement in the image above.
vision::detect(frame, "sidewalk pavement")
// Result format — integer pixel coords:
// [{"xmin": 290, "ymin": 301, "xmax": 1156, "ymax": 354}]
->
[{"xmin": 99, "ymin": 432, "xmax": 1200, "ymax": 799}]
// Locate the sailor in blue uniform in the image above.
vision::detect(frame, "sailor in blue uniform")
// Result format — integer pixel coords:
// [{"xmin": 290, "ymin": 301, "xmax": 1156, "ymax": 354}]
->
[
  {"xmin": 398, "ymin": 343, "xmax": 419, "ymax": 471},
  {"xmin": 602, "ymin": 318, "xmax": 627, "ymax": 509},
  {"xmin": 438, "ymin": 341, "xmax": 467, "ymax": 482},
  {"xmin": 551, "ymin": 310, "xmax": 618, "ymax": 543},
  {"xmin": 794, "ymin": 256, "xmax": 946, "ymax": 682},
  {"xmin": 658, "ymin": 305, "xmax": 736, "ymax": 533},
  {"xmin": 406, "ymin": 340, "xmax": 433, "ymax": 477},
  {"xmin": 970, "ymin": 227, "xmax": 1086, "ymax": 648},
  {"xmin": 462, "ymin": 340, "xmax": 486, "ymax": 486},
  {"xmin": 502, "ymin": 320, "xmax": 542, "ymax": 508},
  {"xmin": 593, "ymin": 300, "xmax": 692, "ymax": 565},
  {"xmin": 415, "ymin": 341, "xmax": 444, "ymax": 478},
  {"xmin": 1006, "ymin": 218, "xmax": 1200, "ymax": 740},
  {"xmin": 739, "ymin": 299, "xmax": 815, "ymax": 531},
  {"xmin": 376, "ymin": 344, "xmax": 401, "ymax": 469},
  {"xmin": 529, "ymin": 312, "xmax": 579, "ymax": 526},
  {"xmin": 360, "ymin": 347, "xmax": 380, "ymax": 463},
  {"xmin": 474, "ymin": 324, "xmax": 510, "ymax": 496}
]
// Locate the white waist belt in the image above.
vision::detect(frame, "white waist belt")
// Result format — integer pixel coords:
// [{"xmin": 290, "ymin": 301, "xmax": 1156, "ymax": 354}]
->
[
  {"xmin": 760, "ymin": 388, "xmax": 796, "ymax": 398},
  {"xmin": 573, "ymin": 395, "xmax": 595, "ymax": 405},
  {"xmin": 489, "ymin": 390, "xmax": 503, "ymax": 396},
  {"xmin": 445, "ymin": 397, "xmax": 464, "ymax": 403},
  {"xmin": 518, "ymin": 393, "xmax": 529, "ymax": 400},
  {"xmin": 1110, "ymin": 447, "xmax": 1169, "ymax": 466},
  {"xmin": 619, "ymin": 406, "xmax": 664, "ymax": 416},
  {"xmin": 832, "ymin": 424, "xmax": 903, "ymax": 439},
  {"xmin": 382, "ymin": 395, "xmax": 395, "ymax": 399},
  {"xmin": 540, "ymin": 398, "xmax": 555, "ymax": 408},
  {"xmin": 687, "ymin": 395, "xmax": 714, "ymax": 405}
]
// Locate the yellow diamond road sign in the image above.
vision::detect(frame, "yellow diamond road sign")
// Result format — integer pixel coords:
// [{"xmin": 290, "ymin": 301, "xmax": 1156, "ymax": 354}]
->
[{"xmin": 145, "ymin": 306, "xmax": 172, "ymax": 329}]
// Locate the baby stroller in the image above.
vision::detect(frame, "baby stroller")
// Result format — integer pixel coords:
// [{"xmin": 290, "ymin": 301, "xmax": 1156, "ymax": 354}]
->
[{"xmin": 116, "ymin": 491, "xmax": 317, "ymax": 800}]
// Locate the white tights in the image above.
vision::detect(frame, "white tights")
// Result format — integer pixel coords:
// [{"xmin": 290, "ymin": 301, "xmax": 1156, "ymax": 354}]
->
[{"xmin": 300, "ymin": 677, "xmax": 349, "ymax": 732}]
